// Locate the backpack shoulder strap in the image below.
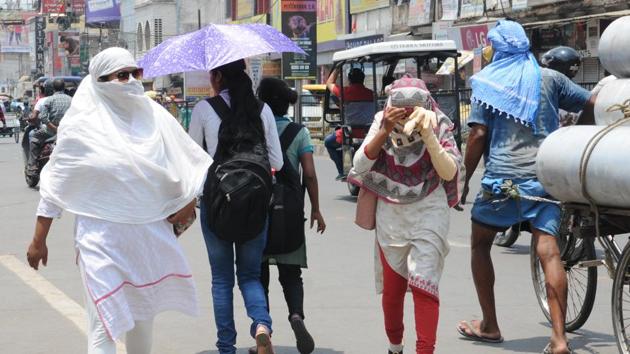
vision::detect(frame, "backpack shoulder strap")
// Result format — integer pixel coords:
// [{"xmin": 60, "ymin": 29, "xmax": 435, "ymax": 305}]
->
[
  {"xmin": 279, "ymin": 122, "xmax": 303, "ymax": 152},
  {"xmin": 206, "ymin": 96, "xmax": 231, "ymax": 121}
]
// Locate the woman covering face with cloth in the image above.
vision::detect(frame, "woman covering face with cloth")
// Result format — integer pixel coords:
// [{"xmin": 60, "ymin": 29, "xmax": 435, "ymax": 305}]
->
[
  {"xmin": 26, "ymin": 47, "xmax": 212, "ymax": 354},
  {"xmin": 348, "ymin": 77, "xmax": 464, "ymax": 354}
]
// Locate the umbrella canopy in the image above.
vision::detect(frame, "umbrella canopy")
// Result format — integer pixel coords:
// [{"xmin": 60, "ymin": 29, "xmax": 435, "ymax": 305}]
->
[{"xmin": 138, "ymin": 23, "xmax": 305, "ymax": 78}]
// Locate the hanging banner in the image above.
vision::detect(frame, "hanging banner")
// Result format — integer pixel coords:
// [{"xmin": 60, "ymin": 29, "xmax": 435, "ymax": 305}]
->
[
  {"xmin": 441, "ymin": 0, "xmax": 458, "ymax": 20},
  {"xmin": 42, "ymin": 0, "xmax": 66, "ymax": 13},
  {"xmin": 236, "ymin": 0, "xmax": 256, "ymax": 20},
  {"xmin": 317, "ymin": 0, "xmax": 346, "ymax": 43},
  {"xmin": 59, "ymin": 31, "xmax": 81, "ymax": 75},
  {"xmin": 460, "ymin": 0, "xmax": 484, "ymax": 18},
  {"xmin": 282, "ymin": 0, "xmax": 317, "ymax": 80},
  {"xmin": 349, "ymin": 0, "xmax": 389, "ymax": 15},
  {"xmin": 0, "ymin": 16, "xmax": 32, "ymax": 53},
  {"xmin": 512, "ymin": 0, "xmax": 528, "ymax": 10},
  {"xmin": 35, "ymin": 16, "xmax": 46, "ymax": 77},
  {"xmin": 408, "ymin": 0, "xmax": 432, "ymax": 27},
  {"xmin": 86, "ymin": 0, "xmax": 121, "ymax": 24}
]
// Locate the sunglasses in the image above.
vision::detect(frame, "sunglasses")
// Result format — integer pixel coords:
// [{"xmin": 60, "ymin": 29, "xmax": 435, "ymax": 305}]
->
[{"xmin": 99, "ymin": 68, "xmax": 143, "ymax": 82}]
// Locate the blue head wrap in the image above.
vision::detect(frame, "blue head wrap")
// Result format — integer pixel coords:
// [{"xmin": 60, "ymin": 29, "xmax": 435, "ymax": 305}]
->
[{"xmin": 470, "ymin": 20, "xmax": 542, "ymax": 131}]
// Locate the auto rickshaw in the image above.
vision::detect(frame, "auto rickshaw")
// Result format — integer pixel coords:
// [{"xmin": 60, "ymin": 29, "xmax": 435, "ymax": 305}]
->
[{"xmin": 323, "ymin": 40, "xmax": 462, "ymax": 196}]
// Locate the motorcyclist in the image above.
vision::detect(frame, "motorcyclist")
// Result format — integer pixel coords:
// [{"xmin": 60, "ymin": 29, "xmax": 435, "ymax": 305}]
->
[
  {"xmin": 541, "ymin": 46, "xmax": 582, "ymax": 79},
  {"xmin": 27, "ymin": 79, "xmax": 72, "ymax": 176},
  {"xmin": 541, "ymin": 46, "xmax": 584, "ymax": 127}
]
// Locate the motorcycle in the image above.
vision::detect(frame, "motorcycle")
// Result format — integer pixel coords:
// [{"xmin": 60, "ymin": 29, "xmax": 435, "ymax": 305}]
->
[{"xmin": 22, "ymin": 117, "xmax": 55, "ymax": 188}]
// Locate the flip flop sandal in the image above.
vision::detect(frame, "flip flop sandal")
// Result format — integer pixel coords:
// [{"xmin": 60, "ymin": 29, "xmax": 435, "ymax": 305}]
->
[
  {"xmin": 456, "ymin": 320, "xmax": 504, "ymax": 344},
  {"xmin": 542, "ymin": 343, "xmax": 574, "ymax": 354}
]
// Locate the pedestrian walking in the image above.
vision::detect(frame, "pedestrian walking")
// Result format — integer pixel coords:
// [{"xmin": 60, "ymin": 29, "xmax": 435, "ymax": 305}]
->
[
  {"xmin": 456, "ymin": 20, "xmax": 595, "ymax": 354},
  {"xmin": 348, "ymin": 77, "xmax": 464, "ymax": 354},
  {"xmin": 25, "ymin": 47, "xmax": 212, "ymax": 354},
  {"xmin": 256, "ymin": 78, "xmax": 326, "ymax": 354},
  {"xmin": 188, "ymin": 59, "xmax": 283, "ymax": 354}
]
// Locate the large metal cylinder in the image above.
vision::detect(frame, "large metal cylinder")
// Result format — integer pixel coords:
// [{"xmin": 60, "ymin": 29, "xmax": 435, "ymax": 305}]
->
[
  {"xmin": 599, "ymin": 16, "xmax": 630, "ymax": 79},
  {"xmin": 594, "ymin": 78, "xmax": 630, "ymax": 125},
  {"xmin": 536, "ymin": 126, "xmax": 630, "ymax": 208}
]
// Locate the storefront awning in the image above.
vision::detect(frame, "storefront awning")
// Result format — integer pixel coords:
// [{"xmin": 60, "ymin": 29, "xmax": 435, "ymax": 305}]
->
[{"xmin": 523, "ymin": 9, "xmax": 630, "ymax": 28}]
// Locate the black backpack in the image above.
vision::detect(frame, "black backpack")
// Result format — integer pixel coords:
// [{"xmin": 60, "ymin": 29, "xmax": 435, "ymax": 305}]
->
[
  {"xmin": 202, "ymin": 96, "xmax": 272, "ymax": 243},
  {"xmin": 265, "ymin": 122, "xmax": 306, "ymax": 255}
]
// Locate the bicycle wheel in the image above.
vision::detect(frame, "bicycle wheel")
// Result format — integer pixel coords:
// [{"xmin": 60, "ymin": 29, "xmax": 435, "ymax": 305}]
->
[
  {"xmin": 531, "ymin": 231, "xmax": 597, "ymax": 332},
  {"xmin": 612, "ymin": 243, "xmax": 630, "ymax": 354},
  {"xmin": 494, "ymin": 226, "xmax": 520, "ymax": 247}
]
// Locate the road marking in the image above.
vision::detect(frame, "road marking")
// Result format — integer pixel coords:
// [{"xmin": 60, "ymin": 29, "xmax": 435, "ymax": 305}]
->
[{"xmin": 0, "ymin": 255, "xmax": 127, "ymax": 353}]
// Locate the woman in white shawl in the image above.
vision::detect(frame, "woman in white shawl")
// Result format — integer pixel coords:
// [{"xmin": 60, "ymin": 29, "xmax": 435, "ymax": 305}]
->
[{"xmin": 25, "ymin": 47, "xmax": 212, "ymax": 354}]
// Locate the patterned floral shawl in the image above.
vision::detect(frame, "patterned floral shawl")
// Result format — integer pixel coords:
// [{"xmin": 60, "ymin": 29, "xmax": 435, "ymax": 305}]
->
[{"xmin": 349, "ymin": 110, "xmax": 464, "ymax": 207}]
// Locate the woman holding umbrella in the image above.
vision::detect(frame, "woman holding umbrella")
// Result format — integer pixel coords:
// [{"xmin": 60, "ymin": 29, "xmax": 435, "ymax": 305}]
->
[{"xmin": 189, "ymin": 59, "xmax": 283, "ymax": 354}]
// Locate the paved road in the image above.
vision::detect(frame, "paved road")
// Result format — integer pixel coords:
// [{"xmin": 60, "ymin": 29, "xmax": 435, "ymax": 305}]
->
[{"xmin": 0, "ymin": 138, "xmax": 619, "ymax": 354}]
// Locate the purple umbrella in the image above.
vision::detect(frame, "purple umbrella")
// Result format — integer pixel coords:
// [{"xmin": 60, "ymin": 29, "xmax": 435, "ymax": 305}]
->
[{"xmin": 138, "ymin": 23, "xmax": 306, "ymax": 78}]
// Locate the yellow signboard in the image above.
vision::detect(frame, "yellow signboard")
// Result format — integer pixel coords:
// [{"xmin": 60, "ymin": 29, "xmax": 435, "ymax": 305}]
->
[
  {"xmin": 317, "ymin": 0, "xmax": 346, "ymax": 43},
  {"xmin": 349, "ymin": 0, "xmax": 388, "ymax": 15}
]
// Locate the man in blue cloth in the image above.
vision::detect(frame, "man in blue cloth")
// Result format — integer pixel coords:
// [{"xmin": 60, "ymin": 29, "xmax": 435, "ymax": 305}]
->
[{"xmin": 456, "ymin": 20, "xmax": 595, "ymax": 354}]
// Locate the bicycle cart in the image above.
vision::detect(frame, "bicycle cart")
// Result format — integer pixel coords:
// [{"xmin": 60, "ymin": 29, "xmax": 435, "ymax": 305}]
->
[
  {"xmin": 0, "ymin": 117, "xmax": 20, "ymax": 143},
  {"xmin": 531, "ymin": 107, "xmax": 630, "ymax": 353}
]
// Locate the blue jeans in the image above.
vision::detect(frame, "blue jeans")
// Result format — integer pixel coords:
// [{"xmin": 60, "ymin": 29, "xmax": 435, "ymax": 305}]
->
[
  {"xmin": 324, "ymin": 132, "xmax": 344, "ymax": 176},
  {"xmin": 200, "ymin": 203, "xmax": 272, "ymax": 354}
]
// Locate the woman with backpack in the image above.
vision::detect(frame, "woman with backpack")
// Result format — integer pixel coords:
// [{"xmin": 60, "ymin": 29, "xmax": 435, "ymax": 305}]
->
[
  {"xmin": 256, "ymin": 78, "xmax": 326, "ymax": 354},
  {"xmin": 188, "ymin": 59, "xmax": 283, "ymax": 354},
  {"xmin": 348, "ymin": 77, "xmax": 464, "ymax": 354}
]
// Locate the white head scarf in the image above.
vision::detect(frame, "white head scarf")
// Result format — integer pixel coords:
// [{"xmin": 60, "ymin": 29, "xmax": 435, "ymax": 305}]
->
[{"xmin": 39, "ymin": 47, "xmax": 213, "ymax": 224}]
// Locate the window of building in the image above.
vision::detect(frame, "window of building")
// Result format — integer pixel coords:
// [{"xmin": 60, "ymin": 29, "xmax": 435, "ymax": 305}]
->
[
  {"xmin": 153, "ymin": 18, "xmax": 163, "ymax": 46},
  {"xmin": 137, "ymin": 23, "xmax": 143, "ymax": 52},
  {"xmin": 145, "ymin": 21, "xmax": 151, "ymax": 50}
]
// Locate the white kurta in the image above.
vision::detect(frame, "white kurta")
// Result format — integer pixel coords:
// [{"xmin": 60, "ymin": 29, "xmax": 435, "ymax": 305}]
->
[{"xmin": 37, "ymin": 199, "xmax": 198, "ymax": 340}]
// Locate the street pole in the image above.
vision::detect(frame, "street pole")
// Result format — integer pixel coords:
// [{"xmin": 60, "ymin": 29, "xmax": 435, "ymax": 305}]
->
[{"xmin": 295, "ymin": 79, "xmax": 302, "ymax": 124}]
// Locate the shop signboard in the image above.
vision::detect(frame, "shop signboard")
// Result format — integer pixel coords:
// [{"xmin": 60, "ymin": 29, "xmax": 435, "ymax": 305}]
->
[
  {"xmin": 459, "ymin": 24, "xmax": 490, "ymax": 51},
  {"xmin": 86, "ymin": 0, "xmax": 121, "ymax": 24},
  {"xmin": 282, "ymin": 0, "xmax": 317, "ymax": 80},
  {"xmin": 349, "ymin": 0, "xmax": 389, "ymax": 15},
  {"xmin": 432, "ymin": 21, "xmax": 451, "ymax": 40},
  {"xmin": 72, "ymin": 0, "xmax": 86, "ymax": 14},
  {"xmin": 345, "ymin": 34, "xmax": 383, "ymax": 49},
  {"xmin": 408, "ymin": 0, "xmax": 432, "ymax": 27},
  {"xmin": 184, "ymin": 71, "xmax": 211, "ymax": 99},
  {"xmin": 35, "ymin": 16, "xmax": 46, "ymax": 77},
  {"xmin": 42, "ymin": 0, "xmax": 66, "ymax": 13}
]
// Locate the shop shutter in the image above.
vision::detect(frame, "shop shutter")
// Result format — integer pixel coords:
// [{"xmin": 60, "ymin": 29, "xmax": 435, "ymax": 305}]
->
[{"xmin": 581, "ymin": 57, "xmax": 600, "ymax": 84}]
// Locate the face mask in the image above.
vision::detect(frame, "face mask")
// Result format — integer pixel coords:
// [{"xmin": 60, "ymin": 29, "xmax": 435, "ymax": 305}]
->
[{"xmin": 109, "ymin": 76, "xmax": 144, "ymax": 96}]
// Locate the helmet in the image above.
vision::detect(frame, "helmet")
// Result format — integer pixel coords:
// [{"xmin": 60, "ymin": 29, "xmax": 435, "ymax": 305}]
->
[
  {"xmin": 541, "ymin": 46, "xmax": 582, "ymax": 79},
  {"xmin": 348, "ymin": 68, "xmax": 365, "ymax": 84},
  {"xmin": 42, "ymin": 79, "xmax": 54, "ymax": 96}
]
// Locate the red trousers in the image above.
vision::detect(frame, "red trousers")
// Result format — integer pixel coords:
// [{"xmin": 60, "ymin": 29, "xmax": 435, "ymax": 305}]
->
[{"xmin": 380, "ymin": 249, "xmax": 439, "ymax": 354}]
